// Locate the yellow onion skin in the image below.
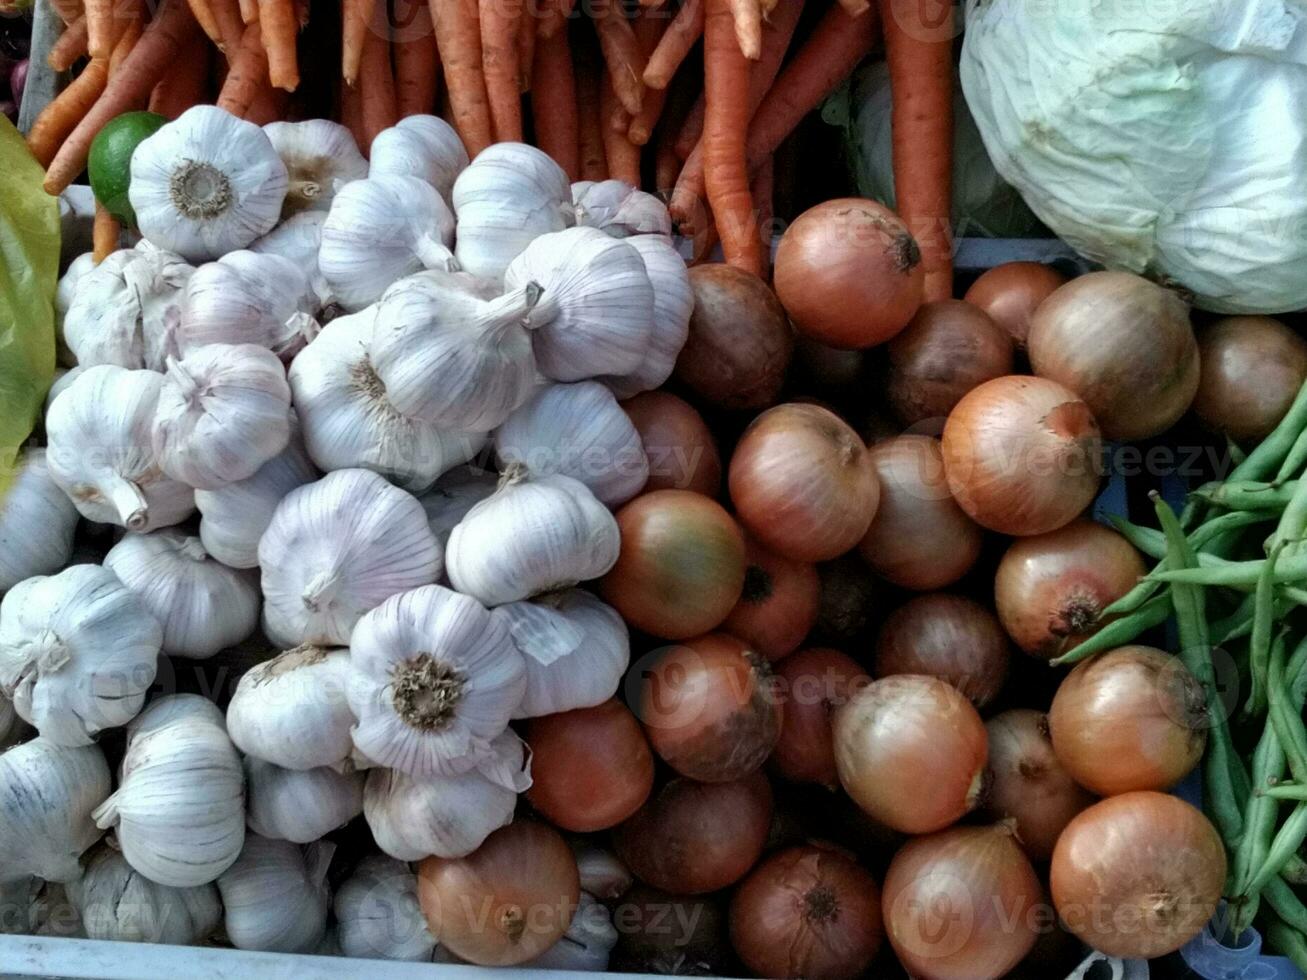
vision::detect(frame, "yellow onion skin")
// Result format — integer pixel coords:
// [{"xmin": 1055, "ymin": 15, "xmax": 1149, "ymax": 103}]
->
[
  {"xmin": 1194, "ymin": 315, "xmax": 1307, "ymax": 443},
  {"xmin": 964, "ymin": 262, "xmax": 1068, "ymax": 351}
]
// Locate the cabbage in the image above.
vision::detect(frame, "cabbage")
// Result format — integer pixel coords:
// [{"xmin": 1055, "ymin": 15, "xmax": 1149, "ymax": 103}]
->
[{"xmin": 961, "ymin": 0, "xmax": 1307, "ymax": 314}]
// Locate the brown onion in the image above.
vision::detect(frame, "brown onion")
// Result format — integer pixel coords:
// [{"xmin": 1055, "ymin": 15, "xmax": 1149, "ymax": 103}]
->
[
  {"xmin": 771, "ymin": 647, "xmax": 870, "ymax": 788},
  {"xmin": 964, "ymin": 262, "xmax": 1068, "ymax": 350},
  {"xmin": 942, "ymin": 375, "xmax": 1102, "ymax": 536},
  {"xmin": 1028, "ymin": 271, "xmax": 1199, "ymax": 441},
  {"xmin": 883, "ymin": 823, "xmax": 1042, "ymax": 980},
  {"xmin": 833, "ymin": 674, "xmax": 988, "ymax": 834},
  {"xmin": 793, "ymin": 336, "xmax": 868, "ymax": 395},
  {"xmin": 1194, "ymin": 315, "xmax": 1307, "ymax": 443},
  {"xmin": 730, "ymin": 403, "xmax": 880, "ymax": 562},
  {"xmin": 994, "ymin": 519, "xmax": 1146, "ymax": 658},
  {"xmin": 873, "ymin": 594, "xmax": 1010, "ymax": 709},
  {"xmin": 611, "ymin": 885, "xmax": 730, "ymax": 975},
  {"xmin": 730, "ymin": 845, "xmax": 884, "ymax": 979},
  {"xmin": 1048, "ymin": 645, "xmax": 1207, "ymax": 796},
  {"xmin": 1051, "ymin": 792, "xmax": 1225, "ymax": 959},
  {"xmin": 622, "ymin": 391, "xmax": 723, "ymax": 496},
  {"xmin": 721, "ymin": 537, "xmax": 821, "ymax": 661},
  {"xmin": 774, "ymin": 198, "xmax": 924, "ymax": 349},
  {"xmin": 812, "ymin": 556, "xmax": 884, "ymax": 645}
]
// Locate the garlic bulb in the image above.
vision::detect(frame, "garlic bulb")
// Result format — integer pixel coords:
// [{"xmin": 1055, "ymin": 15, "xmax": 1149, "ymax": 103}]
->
[
  {"xmin": 46, "ymin": 365, "xmax": 196, "ymax": 532},
  {"xmin": 0, "ymin": 450, "xmax": 79, "ymax": 592},
  {"xmin": 178, "ymin": 250, "xmax": 321, "ymax": 360},
  {"xmin": 527, "ymin": 892, "xmax": 619, "ymax": 972},
  {"xmin": 55, "ymin": 251, "xmax": 95, "ymax": 362},
  {"xmin": 334, "ymin": 855, "xmax": 438, "ymax": 961},
  {"xmin": 244, "ymin": 756, "xmax": 364, "ymax": 843},
  {"xmin": 217, "ymin": 835, "xmax": 332, "ymax": 953},
  {"xmin": 0, "ymin": 738, "xmax": 109, "ymax": 883},
  {"xmin": 419, "ymin": 468, "xmax": 498, "ymax": 550},
  {"xmin": 289, "ymin": 309, "xmax": 488, "ymax": 491},
  {"xmin": 264, "ymin": 119, "xmax": 368, "ymax": 216},
  {"xmin": 600, "ymin": 234, "xmax": 695, "ymax": 399},
  {"xmin": 0, "ymin": 565, "xmax": 162, "ymax": 745},
  {"xmin": 573, "ymin": 180, "xmax": 673, "ymax": 238},
  {"xmin": 103, "ymin": 530, "xmax": 260, "ymax": 659},
  {"xmin": 45, "ymin": 366, "xmax": 85, "ymax": 413},
  {"xmin": 368, "ymin": 115, "xmax": 469, "ymax": 202},
  {"xmin": 446, "ymin": 471, "xmax": 620, "ymax": 606},
  {"xmin": 505, "ymin": 226, "xmax": 655, "ymax": 381},
  {"xmin": 573, "ymin": 841, "xmax": 634, "ymax": 900},
  {"xmin": 494, "ymin": 589, "xmax": 630, "ymax": 719},
  {"xmin": 495, "ymin": 381, "xmax": 648, "ymax": 507},
  {"xmin": 226, "ymin": 645, "xmax": 356, "ymax": 769},
  {"xmin": 94, "ymin": 694, "xmax": 245, "ymax": 887},
  {"xmin": 320, "ymin": 175, "xmax": 457, "ymax": 311},
  {"xmin": 130, "ymin": 105, "xmax": 289, "ymax": 262},
  {"xmin": 259, "ymin": 469, "xmax": 443, "ymax": 647},
  {"xmin": 250, "ymin": 211, "xmax": 335, "ymax": 311},
  {"xmin": 347, "ymin": 584, "xmax": 526, "ymax": 777},
  {"xmin": 69, "ymin": 844, "xmax": 221, "ymax": 945}
]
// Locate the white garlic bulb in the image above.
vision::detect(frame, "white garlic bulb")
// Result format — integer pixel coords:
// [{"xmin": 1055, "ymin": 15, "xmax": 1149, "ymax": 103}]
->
[
  {"xmin": 347, "ymin": 584, "xmax": 526, "ymax": 777},
  {"xmin": 320, "ymin": 175, "xmax": 457, "ymax": 311},
  {"xmin": 600, "ymin": 234, "xmax": 695, "ymax": 399},
  {"xmin": 446, "ymin": 471, "xmax": 620, "ymax": 606},
  {"xmin": 217, "ymin": 835, "xmax": 332, "ymax": 953},
  {"xmin": 69, "ymin": 844, "xmax": 222, "ymax": 946},
  {"xmin": 130, "ymin": 105, "xmax": 289, "ymax": 262},
  {"xmin": 334, "ymin": 855, "xmax": 438, "ymax": 961},
  {"xmin": 494, "ymin": 589, "xmax": 630, "ymax": 719},
  {"xmin": 419, "ymin": 468, "xmax": 498, "ymax": 551},
  {"xmin": 289, "ymin": 309, "xmax": 488, "ymax": 491},
  {"xmin": 55, "ymin": 251, "xmax": 95, "ymax": 362},
  {"xmin": 45, "ymin": 366, "xmax": 85, "ymax": 413},
  {"xmin": 244, "ymin": 756, "xmax": 364, "ymax": 844},
  {"xmin": 0, "ymin": 565, "xmax": 162, "ymax": 745},
  {"xmin": 495, "ymin": 381, "xmax": 649, "ymax": 507},
  {"xmin": 226, "ymin": 645, "xmax": 356, "ymax": 770},
  {"xmin": 573, "ymin": 841, "xmax": 634, "ymax": 900},
  {"xmin": 259, "ymin": 469, "xmax": 443, "ymax": 647},
  {"xmin": 0, "ymin": 737, "xmax": 109, "ymax": 883},
  {"xmin": 368, "ymin": 115, "xmax": 469, "ymax": 202},
  {"xmin": 505, "ymin": 226, "xmax": 655, "ymax": 381},
  {"xmin": 93, "ymin": 694, "xmax": 245, "ymax": 887},
  {"xmin": 573, "ymin": 180, "xmax": 673, "ymax": 238},
  {"xmin": 103, "ymin": 530, "xmax": 260, "ymax": 659},
  {"xmin": 250, "ymin": 211, "xmax": 335, "ymax": 311},
  {"xmin": 46, "ymin": 365, "xmax": 196, "ymax": 532},
  {"xmin": 0, "ymin": 450, "xmax": 79, "ymax": 592},
  {"xmin": 527, "ymin": 892, "xmax": 619, "ymax": 972},
  {"xmin": 264, "ymin": 119, "xmax": 368, "ymax": 216}
]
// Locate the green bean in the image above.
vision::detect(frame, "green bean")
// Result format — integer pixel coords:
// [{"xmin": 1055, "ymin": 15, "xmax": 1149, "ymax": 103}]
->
[
  {"xmin": 1284, "ymin": 854, "xmax": 1307, "ymax": 885},
  {"xmin": 1247, "ymin": 805, "xmax": 1307, "ymax": 905},
  {"xmin": 1196, "ymin": 481, "xmax": 1300, "ymax": 511},
  {"xmin": 1233, "ymin": 723, "xmax": 1290, "ymax": 929},
  {"xmin": 1109, "ymin": 516, "xmax": 1167, "ymax": 560},
  {"xmin": 1274, "ymin": 473, "xmax": 1307, "ymax": 553},
  {"xmin": 1270, "ymin": 635, "xmax": 1307, "ymax": 785},
  {"xmin": 1152, "ymin": 554, "xmax": 1307, "ymax": 590},
  {"xmin": 1245, "ymin": 544, "xmax": 1285, "ymax": 718},
  {"xmin": 1231, "ymin": 378, "xmax": 1307, "ymax": 484},
  {"xmin": 1228, "ymin": 437, "xmax": 1249, "ymax": 469},
  {"xmin": 1211, "ymin": 593, "xmax": 1257, "ymax": 646},
  {"xmin": 1266, "ymin": 919, "xmax": 1307, "ymax": 974},
  {"xmin": 1276, "ymin": 426, "xmax": 1307, "ymax": 485},
  {"xmin": 1264, "ymin": 876, "xmax": 1307, "ymax": 934},
  {"xmin": 1262, "ymin": 785, "xmax": 1307, "ymax": 801},
  {"xmin": 1192, "ymin": 509, "xmax": 1279, "ymax": 550},
  {"xmin": 1110, "ymin": 512, "xmax": 1273, "ymax": 566},
  {"xmin": 1049, "ymin": 593, "xmax": 1171, "ymax": 667}
]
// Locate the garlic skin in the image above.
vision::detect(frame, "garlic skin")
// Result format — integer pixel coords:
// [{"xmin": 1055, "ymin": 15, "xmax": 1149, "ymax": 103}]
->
[
  {"xmin": 0, "ymin": 565, "xmax": 162, "ymax": 745},
  {"xmin": 494, "ymin": 589, "xmax": 630, "ymax": 719},
  {"xmin": 217, "ymin": 835, "xmax": 332, "ymax": 953},
  {"xmin": 178, "ymin": 250, "xmax": 321, "ymax": 360},
  {"xmin": 527, "ymin": 892, "xmax": 619, "ymax": 972},
  {"xmin": 334, "ymin": 855, "xmax": 438, "ymax": 961},
  {"xmin": 0, "ymin": 738, "xmax": 109, "ymax": 883},
  {"xmin": 573, "ymin": 841, "xmax": 634, "ymax": 900},
  {"xmin": 505, "ymin": 226, "xmax": 655, "ymax": 381},
  {"xmin": 45, "ymin": 366, "xmax": 85, "ymax": 413},
  {"xmin": 573, "ymin": 180, "xmax": 673, "ymax": 238},
  {"xmin": 55, "ymin": 252, "xmax": 95, "ymax": 365},
  {"xmin": 264, "ymin": 120, "xmax": 368, "ymax": 216},
  {"xmin": 104, "ymin": 530, "xmax": 260, "ymax": 659},
  {"xmin": 368, "ymin": 115, "xmax": 469, "ymax": 202},
  {"xmin": 0, "ymin": 450, "xmax": 79, "ymax": 592},
  {"xmin": 446, "ymin": 471, "xmax": 620, "ymax": 606},
  {"xmin": 244, "ymin": 756, "xmax": 364, "ymax": 844},
  {"xmin": 69, "ymin": 844, "xmax": 221, "ymax": 946},
  {"xmin": 46, "ymin": 365, "xmax": 196, "ymax": 532},
  {"xmin": 259, "ymin": 469, "xmax": 443, "ymax": 647},
  {"xmin": 226, "ymin": 645, "xmax": 356, "ymax": 770},
  {"xmin": 130, "ymin": 105, "xmax": 289, "ymax": 262},
  {"xmin": 495, "ymin": 381, "xmax": 649, "ymax": 507},
  {"xmin": 419, "ymin": 468, "xmax": 498, "ymax": 551},
  {"xmin": 250, "ymin": 211, "xmax": 335, "ymax": 311}
]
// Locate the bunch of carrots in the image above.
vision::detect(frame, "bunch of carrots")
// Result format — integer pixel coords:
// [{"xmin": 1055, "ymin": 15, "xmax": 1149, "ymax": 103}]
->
[{"xmin": 25, "ymin": 0, "xmax": 954, "ymax": 297}]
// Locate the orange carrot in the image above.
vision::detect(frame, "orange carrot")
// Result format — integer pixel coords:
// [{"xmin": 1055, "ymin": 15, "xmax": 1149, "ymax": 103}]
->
[
  {"xmin": 149, "ymin": 29, "xmax": 211, "ymax": 116},
  {"xmin": 85, "ymin": 0, "xmax": 115, "ymax": 59},
  {"xmin": 751, "ymin": 154, "xmax": 773, "ymax": 276},
  {"xmin": 257, "ymin": 0, "xmax": 298, "ymax": 90},
  {"xmin": 217, "ymin": 20, "xmax": 269, "ymax": 115},
  {"xmin": 109, "ymin": 14, "xmax": 144, "ymax": 71},
  {"xmin": 531, "ymin": 23, "xmax": 579, "ymax": 179},
  {"xmin": 515, "ymin": 0, "xmax": 535, "ymax": 91},
  {"xmin": 48, "ymin": 15, "xmax": 89, "ymax": 71},
  {"xmin": 342, "ymin": 0, "xmax": 377, "ymax": 84},
  {"xmin": 536, "ymin": 0, "xmax": 575, "ymax": 40},
  {"xmin": 642, "ymin": 0, "xmax": 700, "ymax": 89},
  {"xmin": 340, "ymin": 72, "xmax": 367, "ymax": 149},
  {"xmin": 27, "ymin": 58, "xmax": 109, "ymax": 168},
  {"xmin": 575, "ymin": 34, "xmax": 607, "ymax": 181},
  {"xmin": 206, "ymin": 0, "xmax": 247, "ymax": 51},
  {"xmin": 480, "ymin": 0, "xmax": 523, "ymax": 140},
  {"xmin": 46, "ymin": 0, "xmax": 82, "ymax": 26},
  {"xmin": 187, "ymin": 0, "xmax": 224, "ymax": 45},
  {"xmin": 360, "ymin": 28, "xmax": 399, "ymax": 149},
  {"xmin": 593, "ymin": 1, "xmax": 644, "ymax": 116},
  {"xmin": 92, "ymin": 204, "xmax": 119, "ymax": 263},
  {"xmin": 394, "ymin": 0, "xmax": 440, "ymax": 116},
  {"xmin": 246, "ymin": 82, "xmax": 288, "ymax": 123},
  {"xmin": 837, "ymin": 0, "xmax": 869, "ymax": 13},
  {"xmin": 655, "ymin": 139, "xmax": 678, "ymax": 192},
  {"xmin": 238, "ymin": 0, "xmax": 257, "ymax": 22},
  {"xmin": 600, "ymin": 74, "xmax": 640, "ymax": 185},
  {"xmin": 725, "ymin": 0, "xmax": 759, "ymax": 59},
  {"xmin": 626, "ymin": 9, "xmax": 666, "ymax": 145},
  {"xmin": 433, "ymin": 0, "xmax": 493, "ymax": 154}
]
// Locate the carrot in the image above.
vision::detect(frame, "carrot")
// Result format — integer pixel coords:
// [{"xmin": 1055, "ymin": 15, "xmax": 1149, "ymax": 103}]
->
[
  {"xmin": 480, "ymin": 0, "xmax": 523, "ymax": 140},
  {"xmin": 48, "ymin": 16, "xmax": 89, "ymax": 71},
  {"xmin": 246, "ymin": 82, "xmax": 288, "ymax": 123},
  {"xmin": 216, "ymin": 21, "xmax": 269, "ymax": 115},
  {"xmin": 257, "ymin": 0, "xmax": 298, "ymax": 90},
  {"xmin": 238, "ymin": 0, "xmax": 257, "ymax": 22},
  {"xmin": 149, "ymin": 29, "xmax": 211, "ymax": 116},
  {"xmin": 26, "ymin": 58, "xmax": 109, "ymax": 168},
  {"xmin": 394, "ymin": 0, "xmax": 440, "ymax": 116},
  {"xmin": 360, "ymin": 28, "xmax": 399, "ymax": 149},
  {"xmin": 655, "ymin": 138, "xmax": 678, "ymax": 192},
  {"xmin": 600, "ymin": 74, "xmax": 640, "ymax": 185},
  {"xmin": 642, "ymin": 0, "xmax": 700, "ymax": 89},
  {"xmin": 433, "ymin": 0, "xmax": 493, "ymax": 154},
  {"xmin": 205, "ymin": 0, "xmax": 247, "ymax": 52},
  {"xmin": 109, "ymin": 14, "xmax": 144, "ymax": 71},
  {"xmin": 725, "ymin": 0, "xmax": 759, "ymax": 59},
  {"xmin": 626, "ymin": 9, "xmax": 666, "ymax": 145},
  {"xmin": 751, "ymin": 154, "xmax": 773, "ymax": 276},
  {"xmin": 575, "ymin": 34, "xmax": 607, "ymax": 181},
  {"xmin": 92, "ymin": 204, "xmax": 120, "ymax": 263},
  {"xmin": 46, "ymin": 0, "xmax": 82, "ymax": 27},
  {"xmin": 515, "ymin": 1, "xmax": 535, "ymax": 91},
  {"xmin": 187, "ymin": 0, "xmax": 224, "ymax": 46},
  {"xmin": 536, "ymin": 0, "xmax": 575, "ymax": 40},
  {"xmin": 340, "ymin": 73, "xmax": 367, "ymax": 149},
  {"xmin": 593, "ymin": 1, "xmax": 644, "ymax": 116},
  {"xmin": 531, "ymin": 23, "xmax": 579, "ymax": 179},
  {"xmin": 342, "ymin": 0, "xmax": 377, "ymax": 85},
  {"xmin": 85, "ymin": 0, "xmax": 115, "ymax": 59},
  {"xmin": 837, "ymin": 0, "xmax": 869, "ymax": 13}
]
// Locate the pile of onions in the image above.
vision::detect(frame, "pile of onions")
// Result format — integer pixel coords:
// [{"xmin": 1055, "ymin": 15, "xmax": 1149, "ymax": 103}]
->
[
  {"xmin": 636, "ymin": 632, "xmax": 780, "ymax": 783},
  {"xmin": 873, "ymin": 594, "xmax": 1010, "ymax": 709},
  {"xmin": 963, "ymin": 262, "xmax": 1068, "ymax": 350},
  {"xmin": 601, "ymin": 490, "xmax": 745, "ymax": 639},
  {"xmin": 994, "ymin": 520, "xmax": 1146, "ymax": 658},
  {"xmin": 1048, "ymin": 645, "xmax": 1206, "ymax": 796},
  {"xmin": 833, "ymin": 674, "xmax": 988, "ymax": 833},
  {"xmin": 611, "ymin": 885, "xmax": 730, "ymax": 976},
  {"xmin": 1194, "ymin": 315, "xmax": 1307, "ymax": 443},
  {"xmin": 771, "ymin": 647, "xmax": 870, "ymax": 789},
  {"xmin": 729, "ymin": 403, "xmax": 880, "ymax": 561},
  {"xmin": 730, "ymin": 845, "xmax": 884, "ymax": 979},
  {"xmin": 1027, "ymin": 271, "xmax": 1199, "ymax": 441},
  {"xmin": 774, "ymin": 199, "xmax": 924, "ymax": 349},
  {"xmin": 621, "ymin": 391, "xmax": 722, "ymax": 496},
  {"xmin": 524, "ymin": 700, "xmax": 654, "ymax": 832},
  {"xmin": 942, "ymin": 375, "xmax": 1102, "ymax": 536},
  {"xmin": 812, "ymin": 557, "xmax": 884, "ymax": 645},
  {"xmin": 1051, "ymin": 792, "xmax": 1225, "ymax": 959},
  {"xmin": 721, "ymin": 538, "xmax": 821, "ymax": 661},
  {"xmin": 613, "ymin": 773, "xmax": 772, "ymax": 894}
]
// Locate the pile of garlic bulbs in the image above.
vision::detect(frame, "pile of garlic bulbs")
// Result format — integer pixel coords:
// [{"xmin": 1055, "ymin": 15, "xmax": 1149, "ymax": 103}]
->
[{"xmin": 0, "ymin": 103, "xmax": 685, "ymax": 966}]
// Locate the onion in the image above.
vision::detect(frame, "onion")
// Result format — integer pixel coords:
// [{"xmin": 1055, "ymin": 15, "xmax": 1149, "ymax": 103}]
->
[
  {"xmin": 637, "ymin": 632, "xmax": 781, "ymax": 783},
  {"xmin": 858, "ymin": 435, "xmax": 984, "ymax": 590},
  {"xmin": 793, "ymin": 337, "xmax": 868, "ymax": 396},
  {"xmin": 621, "ymin": 391, "xmax": 722, "ymax": 496},
  {"xmin": 1028, "ymin": 271, "xmax": 1199, "ymax": 441},
  {"xmin": 721, "ymin": 537, "xmax": 821, "ymax": 662},
  {"xmin": 982, "ymin": 709, "xmax": 1095, "ymax": 860},
  {"xmin": 771, "ymin": 647, "xmax": 870, "ymax": 788},
  {"xmin": 774, "ymin": 198, "xmax": 924, "ymax": 349},
  {"xmin": 964, "ymin": 262, "xmax": 1068, "ymax": 350},
  {"xmin": 883, "ymin": 823, "xmax": 1042, "ymax": 980},
  {"xmin": 729, "ymin": 403, "xmax": 880, "ymax": 562},
  {"xmin": 885, "ymin": 300, "xmax": 1015, "ymax": 433},
  {"xmin": 1194, "ymin": 315, "xmax": 1307, "ymax": 443},
  {"xmin": 611, "ymin": 885, "xmax": 730, "ymax": 976},
  {"xmin": 812, "ymin": 556, "xmax": 884, "ymax": 645},
  {"xmin": 1050, "ymin": 792, "xmax": 1225, "ymax": 959},
  {"xmin": 873, "ymin": 594, "xmax": 1010, "ymax": 709},
  {"xmin": 417, "ymin": 821, "xmax": 580, "ymax": 967},
  {"xmin": 1048, "ymin": 645, "xmax": 1206, "ymax": 796},
  {"xmin": 994, "ymin": 519, "xmax": 1146, "ymax": 658},
  {"xmin": 524, "ymin": 699, "xmax": 654, "ymax": 832},
  {"xmin": 601, "ymin": 490, "xmax": 746, "ymax": 640},
  {"xmin": 833, "ymin": 674, "xmax": 988, "ymax": 834},
  {"xmin": 674, "ymin": 264, "xmax": 793, "ymax": 411},
  {"xmin": 613, "ymin": 773, "xmax": 772, "ymax": 895},
  {"xmin": 942, "ymin": 376, "xmax": 1102, "ymax": 536},
  {"xmin": 730, "ymin": 845, "xmax": 884, "ymax": 979}
]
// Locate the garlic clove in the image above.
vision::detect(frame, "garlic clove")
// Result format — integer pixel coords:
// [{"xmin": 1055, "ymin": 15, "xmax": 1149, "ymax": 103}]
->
[
  {"xmin": 368, "ymin": 115, "xmax": 469, "ymax": 202},
  {"xmin": 525, "ymin": 892, "xmax": 619, "ymax": 972},
  {"xmin": 573, "ymin": 179, "xmax": 673, "ymax": 238},
  {"xmin": 217, "ymin": 834, "xmax": 332, "ymax": 953},
  {"xmin": 419, "ymin": 467, "xmax": 498, "ymax": 552},
  {"xmin": 244, "ymin": 755, "xmax": 364, "ymax": 844},
  {"xmin": 54, "ymin": 252, "xmax": 95, "ymax": 367},
  {"xmin": 264, "ymin": 119, "xmax": 368, "ymax": 217},
  {"xmin": 572, "ymin": 841, "xmax": 635, "ymax": 900},
  {"xmin": 0, "ymin": 450, "xmax": 79, "ymax": 593},
  {"xmin": 334, "ymin": 854, "xmax": 439, "ymax": 961},
  {"xmin": 249, "ymin": 211, "xmax": 337, "ymax": 313},
  {"xmin": 68, "ymin": 843, "xmax": 222, "ymax": 945}
]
